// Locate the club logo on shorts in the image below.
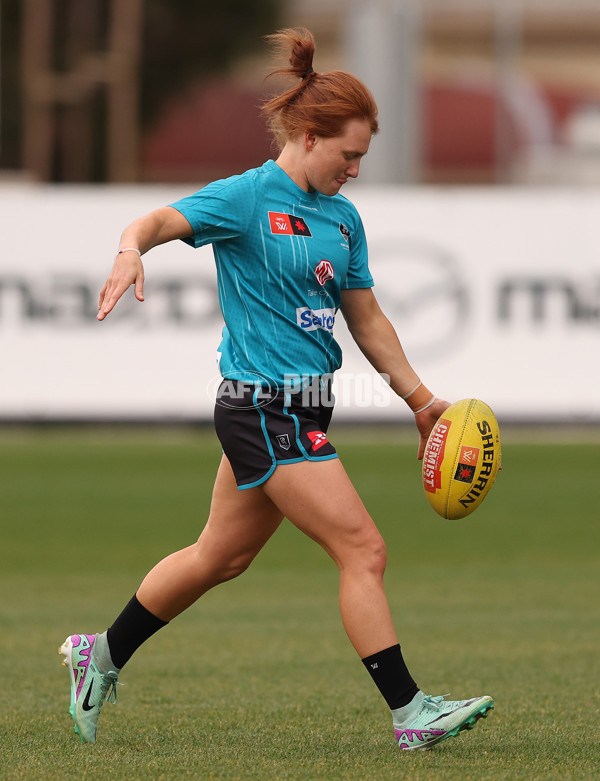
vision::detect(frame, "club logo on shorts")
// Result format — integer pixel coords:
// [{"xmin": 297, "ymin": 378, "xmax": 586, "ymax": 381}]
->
[
  {"xmin": 268, "ymin": 212, "xmax": 312, "ymax": 236},
  {"xmin": 314, "ymin": 260, "xmax": 334, "ymax": 287},
  {"xmin": 307, "ymin": 431, "xmax": 329, "ymax": 451},
  {"xmin": 276, "ymin": 434, "xmax": 291, "ymax": 451}
]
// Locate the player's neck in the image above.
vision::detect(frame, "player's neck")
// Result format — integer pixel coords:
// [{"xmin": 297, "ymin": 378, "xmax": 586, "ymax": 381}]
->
[{"xmin": 274, "ymin": 145, "xmax": 313, "ymax": 193}]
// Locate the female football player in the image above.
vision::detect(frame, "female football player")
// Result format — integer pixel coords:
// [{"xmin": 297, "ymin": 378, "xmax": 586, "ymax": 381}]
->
[{"xmin": 59, "ymin": 27, "xmax": 493, "ymax": 750}]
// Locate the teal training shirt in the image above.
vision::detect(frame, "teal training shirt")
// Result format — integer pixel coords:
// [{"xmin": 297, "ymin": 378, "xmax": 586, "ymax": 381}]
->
[{"xmin": 169, "ymin": 159, "xmax": 374, "ymax": 387}]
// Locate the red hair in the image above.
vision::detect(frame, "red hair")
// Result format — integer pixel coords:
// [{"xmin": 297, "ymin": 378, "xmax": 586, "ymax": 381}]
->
[{"xmin": 262, "ymin": 27, "xmax": 379, "ymax": 150}]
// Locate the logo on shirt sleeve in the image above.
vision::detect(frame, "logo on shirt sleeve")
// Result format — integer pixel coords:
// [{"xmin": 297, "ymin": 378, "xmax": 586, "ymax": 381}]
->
[{"xmin": 268, "ymin": 212, "xmax": 312, "ymax": 237}]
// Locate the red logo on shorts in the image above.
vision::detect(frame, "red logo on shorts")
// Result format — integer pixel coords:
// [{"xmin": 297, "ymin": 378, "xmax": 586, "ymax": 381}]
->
[
  {"xmin": 315, "ymin": 260, "xmax": 334, "ymax": 287},
  {"xmin": 307, "ymin": 431, "xmax": 329, "ymax": 451}
]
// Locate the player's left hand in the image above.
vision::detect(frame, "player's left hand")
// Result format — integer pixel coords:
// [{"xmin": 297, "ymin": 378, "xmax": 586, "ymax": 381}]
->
[
  {"xmin": 97, "ymin": 252, "xmax": 145, "ymax": 321},
  {"xmin": 414, "ymin": 398, "xmax": 451, "ymax": 460}
]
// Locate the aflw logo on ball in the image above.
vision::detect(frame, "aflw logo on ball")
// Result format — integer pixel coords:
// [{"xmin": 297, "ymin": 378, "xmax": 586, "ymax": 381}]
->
[
  {"xmin": 315, "ymin": 260, "xmax": 334, "ymax": 286},
  {"xmin": 454, "ymin": 446, "xmax": 480, "ymax": 483}
]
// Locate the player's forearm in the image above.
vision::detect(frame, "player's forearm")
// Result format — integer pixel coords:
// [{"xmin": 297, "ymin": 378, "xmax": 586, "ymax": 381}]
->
[
  {"xmin": 351, "ymin": 315, "xmax": 415, "ymax": 390},
  {"xmin": 349, "ymin": 314, "xmax": 436, "ymax": 412},
  {"xmin": 118, "ymin": 207, "xmax": 192, "ymax": 255}
]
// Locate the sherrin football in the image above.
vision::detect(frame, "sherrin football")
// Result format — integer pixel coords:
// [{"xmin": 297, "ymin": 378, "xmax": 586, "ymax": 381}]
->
[{"xmin": 422, "ymin": 398, "xmax": 501, "ymax": 520}]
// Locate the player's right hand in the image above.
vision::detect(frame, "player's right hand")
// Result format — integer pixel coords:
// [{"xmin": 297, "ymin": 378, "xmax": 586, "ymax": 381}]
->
[
  {"xmin": 97, "ymin": 252, "xmax": 145, "ymax": 321},
  {"xmin": 414, "ymin": 397, "xmax": 450, "ymax": 460}
]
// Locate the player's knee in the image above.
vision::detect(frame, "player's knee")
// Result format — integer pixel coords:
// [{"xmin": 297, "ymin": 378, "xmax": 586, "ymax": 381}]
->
[
  {"xmin": 365, "ymin": 534, "xmax": 388, "ymax": 578},
  {"xmin": 190, "ymin": 540, "xmax": 254, "ymax": 585},
  {"xmin": 341, "ymin": 528, "xmax": 387, "ymax": 577},
  {"xmin": 211, "ymin": 554, "xmax": 255, "ymax": 585},
  {"xmin": 220, "ymin": 551, "xmax": 254, "ymax": 581}
]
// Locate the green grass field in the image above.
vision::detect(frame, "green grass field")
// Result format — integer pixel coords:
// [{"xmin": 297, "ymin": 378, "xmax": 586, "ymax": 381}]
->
[{"xmin": 1, "ymin": 425, "xmax": 599, "ymax": 780}]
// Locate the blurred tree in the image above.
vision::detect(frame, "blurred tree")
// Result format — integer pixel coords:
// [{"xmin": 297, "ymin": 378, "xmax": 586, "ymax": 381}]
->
[
  {"xmin": 0, "ymin": 0, "xmax": 23, "ymax": 172},
  {"xmin": 0, "ymin": 0, "xmax": 280, "ymax": 180},
  {"xmin": 141, "ymin": 0, "xmax": 280, "ymax": 125}
]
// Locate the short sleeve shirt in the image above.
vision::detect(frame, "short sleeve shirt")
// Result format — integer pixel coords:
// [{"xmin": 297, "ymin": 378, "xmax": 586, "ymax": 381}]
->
[{"xmin": 169, "ymin": 159, "xmax": 373, "ymax": 386}]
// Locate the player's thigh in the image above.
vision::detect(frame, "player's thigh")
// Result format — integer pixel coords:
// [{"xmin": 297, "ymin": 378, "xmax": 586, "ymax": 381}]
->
[
  {"xmin": 197, "ymin": 455, "xmax": 284, "ymax": 564},
  {"xmin": 261, "ymin": 458, "xmax": 383, "ymax": 565}
]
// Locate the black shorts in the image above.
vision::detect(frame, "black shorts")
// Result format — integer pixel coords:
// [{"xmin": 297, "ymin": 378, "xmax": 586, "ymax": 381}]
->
[{"xmin": 213, "ymin": 379, "xmax": 338, "ymax": 490}]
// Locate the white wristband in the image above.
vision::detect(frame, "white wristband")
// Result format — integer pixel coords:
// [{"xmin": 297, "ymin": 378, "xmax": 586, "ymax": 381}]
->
[
  {"xmin": 117, "ymin": 247, "xmax": 142, "ymax": 257},
  {"xmin": 401, "ymin": 380, "xmax": 422, "ymax": 400},
  {"xmin": 413, "ymin": 396, "xmax": 437, "ymax": 415}
]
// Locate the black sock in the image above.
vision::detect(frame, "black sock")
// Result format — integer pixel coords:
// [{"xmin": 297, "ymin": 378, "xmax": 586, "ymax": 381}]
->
[
  {"xmin": 361, "ymin": 644, "xmax": 419, "ymax": 710},
  {"xmin": 106, "ymin": 593, "xmax": 168, "ymax": 669}
]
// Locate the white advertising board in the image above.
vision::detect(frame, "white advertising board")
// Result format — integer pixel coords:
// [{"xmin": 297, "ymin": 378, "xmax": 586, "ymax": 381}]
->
[{"xmin": 1, "ymin": 183, "xmax": 599, "ymax": 422}]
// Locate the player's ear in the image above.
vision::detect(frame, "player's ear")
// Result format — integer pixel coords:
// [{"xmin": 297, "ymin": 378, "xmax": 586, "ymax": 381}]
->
[{"xmin": 304, "ymin": 131, "xmax": 318, "ymax": 151}]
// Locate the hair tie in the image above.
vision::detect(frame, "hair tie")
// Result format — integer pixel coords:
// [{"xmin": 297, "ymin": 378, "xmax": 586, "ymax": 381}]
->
[{"xmin": 301, "ymin": 67, "xmax": 314, "ymax": 80}]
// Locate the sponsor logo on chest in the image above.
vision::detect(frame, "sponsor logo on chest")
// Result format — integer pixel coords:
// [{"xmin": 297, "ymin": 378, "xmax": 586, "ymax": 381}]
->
[
  {"xmin": 296, "ymin": 307, "xmax": 336, "ymax": 333},
  {"xmin": 268, "ymin": 212, "xmax": 312, "ymax": 237}
]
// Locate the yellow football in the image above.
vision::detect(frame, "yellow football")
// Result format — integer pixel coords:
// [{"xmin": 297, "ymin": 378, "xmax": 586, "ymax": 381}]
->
[{"xmin": 422, "ymin": 398, "xmax": 502, "ymax": 519}]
